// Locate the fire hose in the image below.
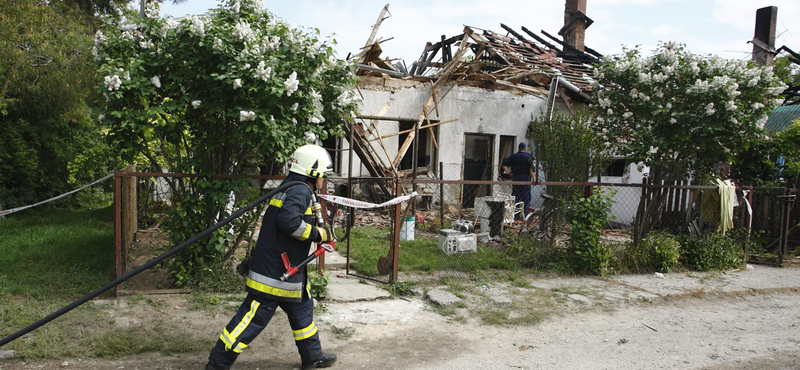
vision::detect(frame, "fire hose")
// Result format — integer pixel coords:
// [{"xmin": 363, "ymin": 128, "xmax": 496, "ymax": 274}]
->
[{"xmin": 0, "ymin": 180, "xmax": 308, "ymax": 348}]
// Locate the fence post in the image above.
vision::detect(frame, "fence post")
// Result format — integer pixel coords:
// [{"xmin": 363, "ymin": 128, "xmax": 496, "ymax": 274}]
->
[
  {"xmin": 114, "ymin": 172, "xmax": 123, "ymax": 295},
  {"xmin": 778, "ymin": 191, "xmax": 796, "ymax": 267},
  {"xmin": 391, "ymin": 178, "xmax": 402, "ymax": 283},
  {"xmin": 439, "ymin": 162, "xmax": 444, "ymax": 228}
]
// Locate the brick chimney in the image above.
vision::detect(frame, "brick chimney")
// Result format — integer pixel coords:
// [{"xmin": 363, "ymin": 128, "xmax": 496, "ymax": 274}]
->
[
  {"xmin": 559, "ymin": 0, "xmax": 593, "ymax": 52},
  {"xmin": 752, "ymin": 6, "xmax": 777, "ymax": 66}
]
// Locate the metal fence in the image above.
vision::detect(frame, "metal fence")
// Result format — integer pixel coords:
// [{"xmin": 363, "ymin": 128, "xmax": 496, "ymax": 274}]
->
[{"xmin": 112, "ymin": 164, "xmax": 798, "ymax": 291}]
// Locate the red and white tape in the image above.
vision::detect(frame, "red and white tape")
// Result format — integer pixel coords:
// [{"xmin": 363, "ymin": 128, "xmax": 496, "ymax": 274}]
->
[{"xmin": 318, "ymin": 192, "xmax": 418, "ymax": 209}]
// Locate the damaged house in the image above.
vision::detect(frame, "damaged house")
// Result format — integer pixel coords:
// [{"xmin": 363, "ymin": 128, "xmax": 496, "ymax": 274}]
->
[{"xmin": 330, "ymin": 0, "xmax": 647, "ymax": 220}]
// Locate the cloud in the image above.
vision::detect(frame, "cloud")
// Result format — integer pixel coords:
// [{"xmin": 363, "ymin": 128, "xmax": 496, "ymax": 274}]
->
[{"xmin": 652, "ymin": 24, "xmax": 681, "ymax": 37}]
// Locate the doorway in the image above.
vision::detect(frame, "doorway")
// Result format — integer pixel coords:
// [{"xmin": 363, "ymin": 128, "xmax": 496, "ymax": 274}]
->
[{"xmin": 462, "ymin": 133, "xmax": 494, "ymax": 208}]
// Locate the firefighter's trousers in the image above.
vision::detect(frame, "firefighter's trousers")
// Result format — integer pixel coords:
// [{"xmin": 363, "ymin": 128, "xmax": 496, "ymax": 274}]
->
[{"xmin": 207, "ymin": 292, "xmax": 322, "ymax": 367}]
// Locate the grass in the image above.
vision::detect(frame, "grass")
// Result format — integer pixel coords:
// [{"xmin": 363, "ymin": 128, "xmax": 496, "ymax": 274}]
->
[
  {"xmin": 346, "ymin": 226, "xmax": 521, "ymax": 277},
  {"xmin": 474, "ymin": 288, "xmax": 556, "ymax": 326},
  {"xmin": 0, "ymin": 206, "xmax": 115, "ymax": 299},
  {"xmin": 0, "ymin": 206, "xmax": 215, "ymax": 360}
]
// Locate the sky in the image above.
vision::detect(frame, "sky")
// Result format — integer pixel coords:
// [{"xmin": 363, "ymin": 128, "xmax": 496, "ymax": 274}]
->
[{"xmin": 161, "ymin": 0, "xmax": 799, "ymax": 66}]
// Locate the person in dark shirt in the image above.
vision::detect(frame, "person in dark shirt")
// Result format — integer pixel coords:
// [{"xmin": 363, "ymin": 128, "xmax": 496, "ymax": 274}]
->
[{"xmin": 502, "ymin": 142, "xmax": 534, "ymax": 218}]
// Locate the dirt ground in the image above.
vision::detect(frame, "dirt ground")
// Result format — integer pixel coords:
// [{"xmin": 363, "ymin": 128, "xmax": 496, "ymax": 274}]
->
[{"xmin": 2, "ymin": 268, "xmax": 799, "ymax": 370}]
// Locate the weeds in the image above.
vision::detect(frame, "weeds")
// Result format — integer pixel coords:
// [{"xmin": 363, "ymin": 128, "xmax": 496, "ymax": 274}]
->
[{"xmin": 382, "ymin": 280, "xmax": 419, "ymax": 297}]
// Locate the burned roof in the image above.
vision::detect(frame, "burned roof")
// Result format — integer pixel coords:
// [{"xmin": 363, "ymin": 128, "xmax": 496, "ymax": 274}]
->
[{"xmin": 358, "ymin": 24, "xmax": 602, "ymax": 98}]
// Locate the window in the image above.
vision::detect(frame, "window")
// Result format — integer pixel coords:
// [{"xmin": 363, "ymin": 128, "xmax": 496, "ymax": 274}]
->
[{"xmin": 602, "ymin": 158, "xmax": 627, "ymax": 177}]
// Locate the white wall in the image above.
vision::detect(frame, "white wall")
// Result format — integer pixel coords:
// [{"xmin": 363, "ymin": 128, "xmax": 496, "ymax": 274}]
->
[{"xmin": 340, "ymin": 81, "xmax": 549, "ymax": 180}]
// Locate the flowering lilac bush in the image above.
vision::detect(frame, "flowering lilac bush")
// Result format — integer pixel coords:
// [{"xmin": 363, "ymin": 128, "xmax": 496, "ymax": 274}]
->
[
  {"xmin": 592, "ymin": 42, "xmax": 785, "ymax": 177},
  {"xmin": 95, "ymin": 0, "xmax": 360, "ymax": 285},
  {"xmin": 591, "ymin": 42, "xmax": 786, "ymax": 243}
]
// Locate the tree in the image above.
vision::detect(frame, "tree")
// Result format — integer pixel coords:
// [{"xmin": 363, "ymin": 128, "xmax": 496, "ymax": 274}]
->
[
  {"xmin": 0, "ymin": 0, "xmax": 112, "ymax": 208},
  {"xmin": 591, "ymin": 42, "xmax": 786, "ymax": 243},
  {"xmin": 528, "ymin": 108, "xmax": 610, "ymax": 241},
  {"xmin": 96, "ymin": 0, "xmax": 360, "ymax": 285}
]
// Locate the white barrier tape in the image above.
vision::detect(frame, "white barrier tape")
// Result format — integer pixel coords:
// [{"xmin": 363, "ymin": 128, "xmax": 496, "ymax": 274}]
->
[
  {"xmin": 741, "ymin": 190, "xmax": 753, "ymax": 230},
  {"xmin": 318, "ymin": 192, "xmax": 418, "ymax": 209},
  {"xmin": 0, "ymin": 173, "xmax": 115, "ymax": 217}
]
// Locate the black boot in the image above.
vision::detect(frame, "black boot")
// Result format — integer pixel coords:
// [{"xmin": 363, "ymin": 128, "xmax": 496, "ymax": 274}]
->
[
  {"xmin": 302, "ymin": 352, "xmax": 337, "ymax": 369},
  {"xmin": 205, "ymin": 361, "xmax": 229, "ymax": 370}
]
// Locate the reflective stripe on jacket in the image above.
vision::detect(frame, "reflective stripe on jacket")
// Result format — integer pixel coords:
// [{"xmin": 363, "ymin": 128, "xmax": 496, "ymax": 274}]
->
[{"xmin": 246, "ymin": 173, "xmax": 320, "ymax": 302}]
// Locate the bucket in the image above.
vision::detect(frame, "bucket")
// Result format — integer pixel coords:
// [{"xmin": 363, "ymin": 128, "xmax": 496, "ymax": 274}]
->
[{"xmin": 400, "ymin": 216, "xmax": 415, "ymax": 241}]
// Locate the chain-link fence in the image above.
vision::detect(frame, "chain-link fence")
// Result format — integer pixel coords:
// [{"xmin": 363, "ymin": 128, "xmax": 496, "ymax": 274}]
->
[
  {"xmin": 398, "ymin": 163, "xmax": 800, "ymax": 281},
  {"xmin": 113, "ymin": 166, "xmax": 799, "ymax": 291},
  {"xmin": 115, "ymin": 171, "xmax": 285, "ymax": 293}
]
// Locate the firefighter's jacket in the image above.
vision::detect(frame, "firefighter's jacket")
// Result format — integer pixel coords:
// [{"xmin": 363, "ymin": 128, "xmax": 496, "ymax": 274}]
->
[{"xmin": 246, "ymin": 173, "xmax": 323, "ymax": 303}]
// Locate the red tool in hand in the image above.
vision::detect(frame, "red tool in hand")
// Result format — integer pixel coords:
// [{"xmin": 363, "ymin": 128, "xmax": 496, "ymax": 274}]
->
[
  {"xmin": 279, "ymin": 241, "xmax": 335, "ymax": 281},
  {"xmin": 279, "ymin": 199, "xmax": 339, "ymax": 282}
]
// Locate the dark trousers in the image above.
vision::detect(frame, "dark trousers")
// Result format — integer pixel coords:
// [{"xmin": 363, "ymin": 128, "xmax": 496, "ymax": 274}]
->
[
  {"xmin": 512, "ymin": 184, "xmax": 531, "ymax": 218},
  {"xmin": 207, "ymin": 292, "xmax": 322, "ymax": 368}
]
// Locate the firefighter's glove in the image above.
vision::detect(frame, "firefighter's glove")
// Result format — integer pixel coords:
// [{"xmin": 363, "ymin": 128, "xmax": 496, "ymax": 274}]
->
[
  {"xmin": 236, "ymin": 258, "xmax": 251, "ymax": 277},
  {"xmin": 316, "ymin": 225, "xmax": 334, "ymax": 243}
]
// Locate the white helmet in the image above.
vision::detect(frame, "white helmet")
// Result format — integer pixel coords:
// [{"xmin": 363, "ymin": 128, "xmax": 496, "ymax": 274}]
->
[{"xmin": 288, "ymin": 144, "xmax": 333, "ymax": 179}]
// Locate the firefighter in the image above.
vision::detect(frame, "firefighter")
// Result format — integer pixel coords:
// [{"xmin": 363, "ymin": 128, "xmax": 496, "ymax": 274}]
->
[{"xmin": 205, "ymin": 144, "xmax": 337, "ymax": 370}]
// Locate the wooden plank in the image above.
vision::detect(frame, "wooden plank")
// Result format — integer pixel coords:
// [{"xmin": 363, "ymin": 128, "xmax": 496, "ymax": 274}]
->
[
  {"xmin": 359, "ymin": 4, "xmax": 391, "ymax": 63},
  {"xmin": 430, "ymin": 81, "xmax": 440, "ymax": 117},
  {"xmin": 367, "ymin": 118, "xmax": 457, "ymax": 141},
  {"xmin": 392, "ymin": 33, "xmax": 471, "ymax": 169}
]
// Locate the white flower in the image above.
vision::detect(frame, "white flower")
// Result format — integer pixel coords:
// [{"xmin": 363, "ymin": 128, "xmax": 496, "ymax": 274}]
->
[
  {"xmin": 689, "ymin": 62, "xmax": 700, "ymax": 75},
  {"xmin": 254, "ymin": 61, "xmax": 272, "ymax": 81},
  {"xmin": 121, "ymin": 69, "xmax": 130, "ymax": 81},
  {"xmin": 144, "ymin": 1, "xmax": 160, "ymax": 18},
  {"xmin": 94, "ymin": 30, "xmax": 107, "ymax": 43},
  {"xmin": 239, "ymin": 110, "xmax": 256, "ymax": 122},
  {"xmin": 310, "ymin": 117, "xmax": 321, "ymax": 124},
  {"xmin": 231, "ymin": 0, "xmax": 241, "ymax": 13},
  {"xmin": 98, "ymin": 114, "xmax": 105, "ymax": 122},
  {"xmin": 191, "ymin": 100, "xmax": 201, "ymax": 109},
  {"xmin": 665, "ymin": 102, "xmax": 672, "ymax": 109},
  {"xmin": 725, "ymin": 101, "xmax": 737, "ymax": 111},
  {"xmin": 234, "ymin": 22, "xmax": 255, "ymax": 42},
  {"xmin": 284, "ymin": 71, "xmax": 299, "ymax": 96},
  {"xmin": 139, "ymin": 39, "xmax": 154, "ymax": 49},
  {"xmin": 748, "ymin": 76, "xmax": 760, "ymax": 87},
  {"xmin": 151, "ymin": 76, "xmax": 161, "ymax": 88},
  {"xmin": 669, "ymin": 118, "xmax": 677, "ymax": 124},
  {"xmin": 756, "ymin": 116, "xmax": 768, "ymax": 129},
  {"xmin": 243, "ymin": 63, "xmax": 251, "ymax": 70},
  {"xmin": 607, "ymin": 108, "xmax": 613, "ymax": 115},
  {"xmin": 233, "ymin": 79, "xmax": 242, "ymax": 89},
  {"xmin": 252, "ymin": 0, "xmax": 265, "ymax": 12},
  {"xmin": 304, "ymin": 131, "xmax": 316, "ymax": 142},
  {"xmin": 104, "ymin": 75, "xmax": 122, "ymax": 91},
  {"xmin": 751, "ymin": 102, "xmax": 765, "ymax": 110},
  {"xmin": 162, "ymin": 18, "xmax": 178, "ymax": 36},
  {"xmin": 655, "ymin": 91, "xmax": 664, "ymax": 98},
  {"xmin": 213, "ymin": 37, "xmax": 224, "ymax": 51},
  {"xmin": 772, "ymin": 98, "xmax": 785, "ymax": 108},
  {"xmin": 622, "ymin": 112, "xmax": 633, "ymax": 119},
  {"xmin": 702, "ymin": 103, "xmax": 721, "ymax": 115},
  {"xmin": 189, "ymin": 16, "xmax": 205, "ymax": 37},
  {"xmin": 291, "ymin": 103, "xmax": 299, "ymax": 111}
]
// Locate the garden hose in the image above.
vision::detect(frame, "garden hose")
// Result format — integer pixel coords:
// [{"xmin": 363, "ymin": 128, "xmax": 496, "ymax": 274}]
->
[{"xmin": 0, "ymin": 180, "xmax": 308, "ymax": 348}]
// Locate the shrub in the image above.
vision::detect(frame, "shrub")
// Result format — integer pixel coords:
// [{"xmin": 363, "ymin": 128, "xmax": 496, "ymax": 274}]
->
[
  {"xmin": 308, "ymin": 269, "xmax": 331, "ymax": 300},
  {"xmin": 681, "ymin": 233, "xmax": 745, "ymax": 271},
  {"xmin": 566, "ymin": 189, "xmax": 616, "ymax": 275},
  {"xmin": 627, "ymin": 231, "xmax": 680, "ymax": 273},
  {"xmin": 504, "ymin": 231, "xmax": 568, "ymax": 272}
]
